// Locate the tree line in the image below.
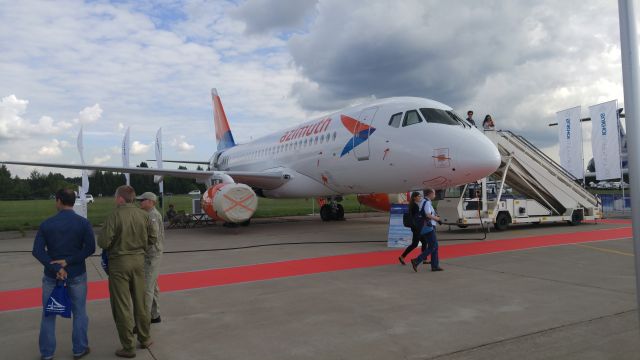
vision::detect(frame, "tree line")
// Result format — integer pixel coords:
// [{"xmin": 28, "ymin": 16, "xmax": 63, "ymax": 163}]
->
[{"xmin": 0, "ymin": 163, "xmax": 205, "ymax": 200}]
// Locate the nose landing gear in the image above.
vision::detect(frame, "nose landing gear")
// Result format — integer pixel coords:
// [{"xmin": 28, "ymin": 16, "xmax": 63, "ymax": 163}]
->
[{"xmin": 319, "ymin": 197, "xmax": 345, "ymax": 221}]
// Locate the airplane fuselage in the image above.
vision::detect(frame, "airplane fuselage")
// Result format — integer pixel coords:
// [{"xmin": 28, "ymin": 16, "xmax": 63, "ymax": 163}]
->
[{"xmin": 211, "ymin": 97, "xmax": 501, "ymax": 198}]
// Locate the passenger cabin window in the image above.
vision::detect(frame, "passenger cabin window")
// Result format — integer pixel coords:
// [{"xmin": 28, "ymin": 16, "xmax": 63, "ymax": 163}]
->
[
  {"xmin": 402, "ymin": 110, "xmax": 422, "ymax": 127},
  {"xmin": 388, "ymin": 112, "xmax": 402, "ymax": 128},
  {"xmin": 420, "ymin": 108, "xmax": 464, "ymax": 126}
]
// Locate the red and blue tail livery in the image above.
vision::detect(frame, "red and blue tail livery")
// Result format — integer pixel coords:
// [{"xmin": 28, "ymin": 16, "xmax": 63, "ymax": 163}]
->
[
  {"xmin": 340, "ymin": 115, "xmax": 376, "ymax": 157},
  {"xmin": 211, "ymin": 88, "xmax": 236, "ymax": 151}
]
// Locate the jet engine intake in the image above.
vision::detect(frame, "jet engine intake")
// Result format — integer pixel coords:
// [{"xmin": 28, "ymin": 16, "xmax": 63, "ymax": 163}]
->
[{"xmin": 201, "ymin": 183, "xmax": 258, "ymax": 223}]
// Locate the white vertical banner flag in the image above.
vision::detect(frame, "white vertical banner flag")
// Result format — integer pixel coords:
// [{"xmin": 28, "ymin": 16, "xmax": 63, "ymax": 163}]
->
[
  {"xmin": 155, "ymin": 128, "xmax": 164, "ymax": 194},
  {"xmin": 77, "ymin": 126, "xmax": 85, "ymax": 165},
  {"xmin": 76, "ymin": 126, "xmax": 89, "ymax": 196},
  {"xmin": 589, "ymin": 100, "xmax": 621, "ymax": 180},
  {"xmin": 122, "ymin": 127, "xmax": 130, "ymax": 185},
  {"xmin": 556, "ymin": 106, "xmax": 584, "ymax": 179},
  {"xmin": 75, "ymin": 127, "xmax": 88, "ymax": 218}
]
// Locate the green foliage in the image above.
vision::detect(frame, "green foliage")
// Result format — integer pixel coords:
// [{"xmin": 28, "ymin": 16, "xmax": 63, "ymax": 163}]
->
[
  {"xmin": 0, "ymin": 195, "xmax": 377, "ymax": 231},
  {"xmin": 0, "ymin": 162, "xmax": 206, "ymax": 200}
]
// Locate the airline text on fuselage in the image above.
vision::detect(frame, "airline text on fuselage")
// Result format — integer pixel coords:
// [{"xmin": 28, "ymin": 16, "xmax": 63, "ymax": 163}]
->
[{"xmin": 279, "ymin": 118, "xmax": 332, "ymax": 143}]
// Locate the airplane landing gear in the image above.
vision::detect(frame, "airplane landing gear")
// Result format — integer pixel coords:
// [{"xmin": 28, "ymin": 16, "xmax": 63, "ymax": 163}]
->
[{"xmin": 320, "ymin": 198, "xmax": 345, "ymax": 221}]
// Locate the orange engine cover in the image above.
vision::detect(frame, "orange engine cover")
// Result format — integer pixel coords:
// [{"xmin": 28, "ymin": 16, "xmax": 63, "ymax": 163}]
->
[
  {"xmin": 357, "ymin": 193, "xmax": 391, "ymax": 212},
  {"xmin": 201, "ymin": 183, "xmax": 258, "ymax": 223}
]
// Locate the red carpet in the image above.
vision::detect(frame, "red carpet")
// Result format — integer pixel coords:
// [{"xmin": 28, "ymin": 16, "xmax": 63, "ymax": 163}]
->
[{"xmin": 1, "ymin": 226, "xmax": 632, "ymax": 312}]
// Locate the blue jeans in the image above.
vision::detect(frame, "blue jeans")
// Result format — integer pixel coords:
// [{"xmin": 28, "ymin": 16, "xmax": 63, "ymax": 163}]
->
[
  {"xmin": 39, "ymin": 273, "xmax": 89, "ymax": 358},
  {"xmin": 415, "ymin": 230, "xmax": 439, "ymax": 269}
]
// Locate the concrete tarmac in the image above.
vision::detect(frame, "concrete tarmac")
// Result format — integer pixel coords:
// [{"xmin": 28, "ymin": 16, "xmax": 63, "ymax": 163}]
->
[{"xmin": 0, "ymin": 213, "xmax": 638, "ymax": 359}]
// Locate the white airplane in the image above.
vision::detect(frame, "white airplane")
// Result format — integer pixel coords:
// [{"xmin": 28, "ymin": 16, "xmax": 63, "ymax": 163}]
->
[{"xmin": 2, "ymin": 89, "xmax": 501, "ymax": 224}]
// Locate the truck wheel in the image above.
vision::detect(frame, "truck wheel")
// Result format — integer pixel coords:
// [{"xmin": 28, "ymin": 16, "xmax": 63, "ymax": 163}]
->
[
  {"xmin": 569, "ymin": 210, "xmax": 583, "ymax": 226},
  {"xmin": 495, "ymin": 212, "xmax": 511, "ymax": 231}
]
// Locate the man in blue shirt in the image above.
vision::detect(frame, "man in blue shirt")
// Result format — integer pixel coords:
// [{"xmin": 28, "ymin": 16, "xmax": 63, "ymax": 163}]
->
[
  {"xmin": 32, "ymin": 188, "xmax": 96, "ymax": 360},
  {"xmin": 410, "ymin": 189, "xmax": 444, "ymax": 272}
]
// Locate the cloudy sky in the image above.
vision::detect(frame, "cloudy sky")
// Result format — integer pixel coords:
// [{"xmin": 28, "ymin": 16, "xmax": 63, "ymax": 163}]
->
[{"xmin": 0, "ymin": 0, "xmax": 631, "ymax": 178}]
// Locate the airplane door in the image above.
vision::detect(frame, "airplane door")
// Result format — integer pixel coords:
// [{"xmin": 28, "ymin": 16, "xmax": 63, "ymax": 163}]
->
[{"xmin": 352, "ymin": 106, "xmax": 378, "ymax": 161}]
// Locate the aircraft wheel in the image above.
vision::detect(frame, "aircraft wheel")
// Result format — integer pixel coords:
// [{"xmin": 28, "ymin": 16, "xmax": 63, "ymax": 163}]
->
[
  {"xmin": 494, "ymin": 212, "xmax": 511, "ymax": 231},
  {"xmin": 320, "ymin": 205, "xmax": 332, "ymax": 221},
  {"xmin": 336, "ymin": 204, "xmax": 345, "ymax": 220},
  {"xmin": 568, "ymin": 210, "xmax": 583, "ymax": 226}
]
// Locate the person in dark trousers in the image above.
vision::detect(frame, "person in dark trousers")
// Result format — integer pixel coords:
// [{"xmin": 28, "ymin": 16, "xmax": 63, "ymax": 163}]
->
[
  {"xmin": 99, "ymin": 185, "xmax": 157, "ymax": 358},
  {"xmin": 33, "ymin": 188, "xmax": 95, "ymax": 360},
  {"xmin": 399, "ymin": 192, "xmax": 430, "ymax": 265},
  {"xmin": 411, "ymin": 189, "xmax": 444, "ymax": 272}
]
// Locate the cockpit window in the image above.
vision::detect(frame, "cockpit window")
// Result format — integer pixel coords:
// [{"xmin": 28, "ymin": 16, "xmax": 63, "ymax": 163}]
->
[
  {"xmin": 388, "ymin": 112, "xmax": 402, "ymax": 128},
  {"xmin": 420, "ymin": 108, "xmax": 464, "ymax": 126},
  {"xmin": 402, "ymin": 110, "xmax": 422, "ymax": 127}
]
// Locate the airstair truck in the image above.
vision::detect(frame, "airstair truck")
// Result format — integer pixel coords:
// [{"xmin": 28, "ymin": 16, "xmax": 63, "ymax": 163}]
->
[{"xmin": 437, "ymin": 130, "xmax": 602, "ymax": 230}]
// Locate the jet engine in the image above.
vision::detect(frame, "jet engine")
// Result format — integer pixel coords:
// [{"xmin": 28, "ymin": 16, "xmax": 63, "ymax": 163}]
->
[
  {"xmin": 357, "ymin": 193, "xmax": 408, "ymax": 212},
  {"xmin": 201, "ymin": 183, "xmax": 258, "ymax": 223},
  {"xmin": 357, "ymin": 193, "xmax": 392, "ymax": 212}
]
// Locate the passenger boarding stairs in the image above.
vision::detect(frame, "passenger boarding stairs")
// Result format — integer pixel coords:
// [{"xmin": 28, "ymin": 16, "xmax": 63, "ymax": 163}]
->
[{"xmin": 485, "ymin": 130, "xmax": 600, "ymax": 218}]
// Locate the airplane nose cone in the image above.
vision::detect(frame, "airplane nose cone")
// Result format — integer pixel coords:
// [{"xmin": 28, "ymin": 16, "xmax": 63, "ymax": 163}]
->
[
  {"xmin": 478, "ymin": 134, "xmax": 501, "ymax": 175},
  {"xmin": 455, "ymin": 130, "xmax": 501, "ymax": 182}
]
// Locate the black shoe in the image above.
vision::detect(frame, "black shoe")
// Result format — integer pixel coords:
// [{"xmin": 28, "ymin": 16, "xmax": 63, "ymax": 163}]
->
[
  {"xmin": 115, "ymin": 349, "xmax": 136, "ymax": 358},
  {"xmin": 431, "ymin": 267, "xmax": 444, "ymax": 272},
  {"xmin": 410, "ymin": 259, "xmax": 418, "ymax": 272},
  {"xmin": 398, "ymin": 256, "xmax": 406, "ymax": 265},
  {"xmin": 73, "ymin": 347, "xmax": 91, "ymax": 360},
  {"xmin": 138, "ymin": 340, "xmax": 153, "ymax": 349},
  {"xmin": 423, "ymin": 261, "xmax": 431, "ymax": 265},
  {"xmin": 151, "ymin": 316, "xmax": 162, "ymax": 324}
]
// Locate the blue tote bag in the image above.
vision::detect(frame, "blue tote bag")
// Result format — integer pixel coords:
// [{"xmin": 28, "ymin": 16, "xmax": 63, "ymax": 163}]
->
[{"xmin": 44, "ymin": 280, "xmax": 72, "ymax": 318}]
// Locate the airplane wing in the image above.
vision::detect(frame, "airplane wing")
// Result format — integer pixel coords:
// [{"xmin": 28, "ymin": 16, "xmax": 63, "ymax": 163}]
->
[{"xmin": 0, "ymin": 161, "xmax": 289, "ymax": 190}]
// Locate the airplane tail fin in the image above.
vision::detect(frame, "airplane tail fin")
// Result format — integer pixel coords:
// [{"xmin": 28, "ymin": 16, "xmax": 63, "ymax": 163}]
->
[{"xmin": 211, "ymin": 88, "xmax": 236, "ymax": 151}]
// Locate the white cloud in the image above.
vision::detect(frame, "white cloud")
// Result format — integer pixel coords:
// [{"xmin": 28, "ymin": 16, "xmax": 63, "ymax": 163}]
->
[
  {"xmin": 117, "ymin": 122, "xmax": 125, "ymax": 131},
  {"xmin": 37, "ymin": 139, "xmax": 71, "ymax": 157},
  {"xmin": 75, "ymin": 104, "xmax": 103, "ymax": 124},
  {"xmin": 170, "ymin": 135, "xmax": 195, "ymax": 152},
  {"xmin": 0, "ymin": 95, "xmax": 29, "ymax": 139},
  {"xmin": 92, "ymin": 154, "xmax": 111, "ymax": 165},
  {"xmin": 0, "ymin": 94, "xmax": 77, "ymax": 139},
  {"xmin": 131, "ymin": 141, "xmax": 150, "ymax": 155}
]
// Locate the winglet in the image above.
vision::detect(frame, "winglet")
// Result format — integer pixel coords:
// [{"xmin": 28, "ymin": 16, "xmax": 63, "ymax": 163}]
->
[{"xmin": 211, "ymin": 88, "xmax": 236, "ymax": 151}]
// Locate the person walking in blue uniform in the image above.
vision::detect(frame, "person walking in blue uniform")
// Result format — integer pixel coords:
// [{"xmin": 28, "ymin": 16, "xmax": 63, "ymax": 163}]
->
[
  {"xmin": 32, "ymin": 188, "xmax": 96, "ymax": 360},
  {"xmin": 410, "ymin": 189, "xmax": 444, "ymax": 272}
]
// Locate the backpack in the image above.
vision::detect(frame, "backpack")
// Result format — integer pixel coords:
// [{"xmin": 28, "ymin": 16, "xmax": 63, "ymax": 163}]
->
[
  {"xmin": 402, "ymin": 212, "xmax": 413, "ymax": 228},
  {"xmin": 403, "ymin": 201, "xmax": 426, "ymax": 228}
]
